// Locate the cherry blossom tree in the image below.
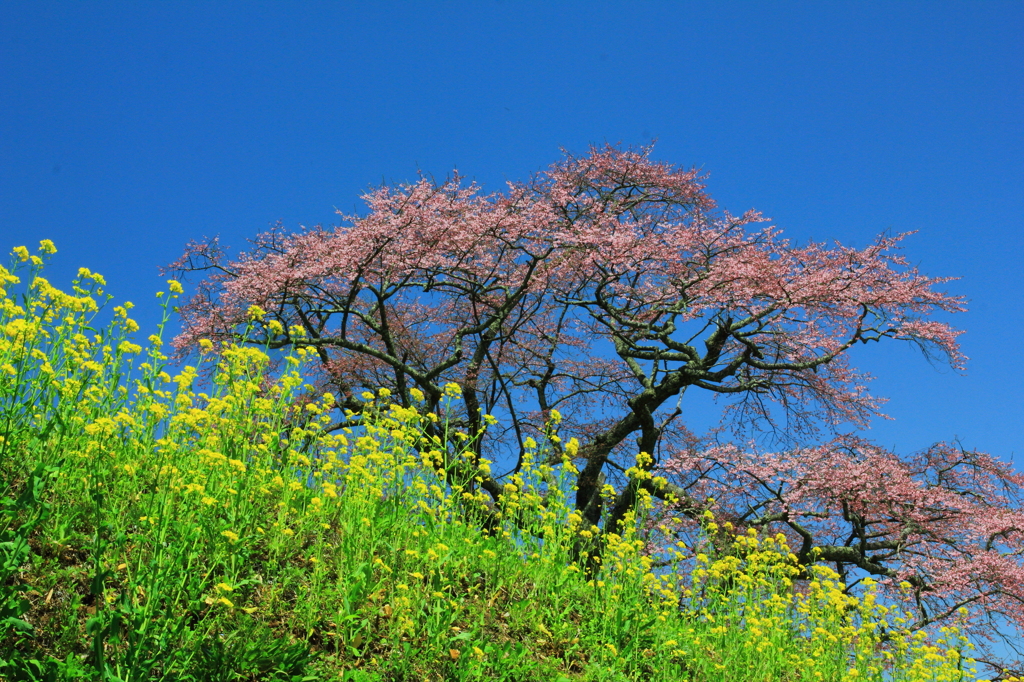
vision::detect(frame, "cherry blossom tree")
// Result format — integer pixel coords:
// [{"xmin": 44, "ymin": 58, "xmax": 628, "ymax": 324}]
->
[
  {"xmin": 656, "ymin": 436, "xmax": 1024, "ymax": 675},
  {"xmin": 166, "ymin": 145, "xmax": 1022, "ymax": 673}
]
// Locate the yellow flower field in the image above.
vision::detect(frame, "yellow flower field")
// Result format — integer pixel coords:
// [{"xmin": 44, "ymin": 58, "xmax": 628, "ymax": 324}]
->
[{"xmin": 0, "ymin": 242, "xmax": 992, "ymax": 681}]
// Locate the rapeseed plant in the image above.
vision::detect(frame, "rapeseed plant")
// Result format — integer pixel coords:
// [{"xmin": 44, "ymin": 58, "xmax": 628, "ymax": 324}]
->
[{"xmin": 0, "ymin": 243, "xmax": 988, "ymax": 680}]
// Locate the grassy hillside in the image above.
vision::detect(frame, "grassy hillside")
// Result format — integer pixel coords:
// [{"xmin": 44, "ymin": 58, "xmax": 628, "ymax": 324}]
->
[{"xmin": 0, "ymin": 244, "xmax": 985, "ymax": 680}]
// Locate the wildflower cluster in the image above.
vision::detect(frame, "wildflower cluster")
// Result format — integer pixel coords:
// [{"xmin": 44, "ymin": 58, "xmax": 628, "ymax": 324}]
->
[{"xmin": 0, "ymin": 244, "xmax": 987, "ymax": 681}]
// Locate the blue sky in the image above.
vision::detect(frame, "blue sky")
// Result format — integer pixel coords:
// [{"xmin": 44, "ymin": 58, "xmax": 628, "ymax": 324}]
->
[{"xmin": 2, "ymin": 2, "xmax": 1021, "ymax": 464}]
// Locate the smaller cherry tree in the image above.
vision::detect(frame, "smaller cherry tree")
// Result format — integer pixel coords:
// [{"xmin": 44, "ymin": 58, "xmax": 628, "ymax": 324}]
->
[
  {"xmin": 165, "ymin": 144, "xmax": 1023, "ymax": 674},
  {"xmin": 651, "ymin": 436, "xmax": 1024, "ymax": 676}
]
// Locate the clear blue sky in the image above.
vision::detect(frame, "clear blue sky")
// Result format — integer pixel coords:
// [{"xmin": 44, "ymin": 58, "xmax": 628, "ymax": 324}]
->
[{"xmin": 2, "ymin": 2, "xmax": 1021, "ymax": 464}]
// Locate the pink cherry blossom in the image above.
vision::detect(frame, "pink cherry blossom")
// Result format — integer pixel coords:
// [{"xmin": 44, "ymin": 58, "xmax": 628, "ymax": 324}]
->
[
  {"xmin": 163, "ymin": 144, "xmax": 1017, "ymax": 671},
  {"xmin": 657, "ymin": 437, "xmax": 1024, "ymax": 674}
]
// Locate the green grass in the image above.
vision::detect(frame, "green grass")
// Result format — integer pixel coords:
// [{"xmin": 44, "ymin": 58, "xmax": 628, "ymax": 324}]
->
[{"xmin": 0, "ymin": 245, "xmax": 986, "ymax": 681}]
